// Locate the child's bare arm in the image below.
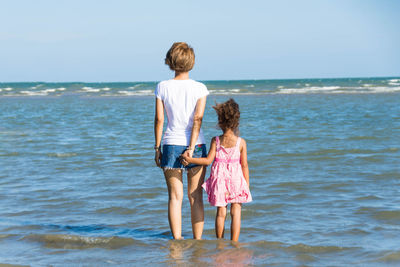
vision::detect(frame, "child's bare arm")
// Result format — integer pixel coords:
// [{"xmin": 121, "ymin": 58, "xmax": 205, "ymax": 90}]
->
[
  {"xmin": 182, "ymin": 137, "xmax": 216, "ymax": 166},
  {"xmin": 240, "ymin": 138, "xmax": 250, "ymax": 186}
]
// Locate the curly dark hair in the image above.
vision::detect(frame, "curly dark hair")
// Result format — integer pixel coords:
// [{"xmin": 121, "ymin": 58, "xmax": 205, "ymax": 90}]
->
[{"xmin": 213, "ymin": 98, "xmax": 240, "ymax": 133}]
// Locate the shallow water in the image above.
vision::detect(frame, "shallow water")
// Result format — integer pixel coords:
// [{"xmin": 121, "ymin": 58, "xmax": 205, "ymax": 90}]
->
[{"xmin": 0, "ymin": 79, "xmax": 400, "ymax": 266}]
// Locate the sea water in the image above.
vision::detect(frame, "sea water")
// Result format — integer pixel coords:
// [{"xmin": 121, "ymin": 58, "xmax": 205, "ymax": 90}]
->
[{"xmin": 0, "ymin": 77, "xmax": 399, "ymax": 266}]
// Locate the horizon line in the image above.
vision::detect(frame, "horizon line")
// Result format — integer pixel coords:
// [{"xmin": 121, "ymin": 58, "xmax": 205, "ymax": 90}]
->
[{"xmin": 1, "ymin": 75, "xmax": 399, "ymax": 84}]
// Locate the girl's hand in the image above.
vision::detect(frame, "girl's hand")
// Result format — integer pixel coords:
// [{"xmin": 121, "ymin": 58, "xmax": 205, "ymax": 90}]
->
[{"xmin": 155, "ymin": 150, "xmax": 162, "ymax": 167}]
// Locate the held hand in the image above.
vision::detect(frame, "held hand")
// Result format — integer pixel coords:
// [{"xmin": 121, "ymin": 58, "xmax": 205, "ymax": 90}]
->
[
  {"xmin": 183, "ymin": 149, "xmax": 193, "ymax": 158},
  {"xmin": 180, "ymin": 149, "xmax": 193, "ymax": 166},
  {"xmin": 154, "ymin": 150, "xmax": 162, "ymax": 167},
  {"xmin": 180, "ymin": 157, "xmax": 189, "ymax": 166},
  {"xmin": 180, "ymin": 152, "xmax": 189, "ymax": 166}
]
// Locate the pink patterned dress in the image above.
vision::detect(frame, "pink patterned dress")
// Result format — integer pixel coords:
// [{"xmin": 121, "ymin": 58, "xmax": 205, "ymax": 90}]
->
[{"xmin": 202, "ymin": 136, "xmax": 252, "ymax": 207}]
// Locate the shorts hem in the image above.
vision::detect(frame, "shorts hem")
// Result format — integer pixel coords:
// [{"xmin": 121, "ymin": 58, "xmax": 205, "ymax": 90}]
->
[{"xmin": 162, "ymin": 165, "xmax": 204, "ymax": 172}]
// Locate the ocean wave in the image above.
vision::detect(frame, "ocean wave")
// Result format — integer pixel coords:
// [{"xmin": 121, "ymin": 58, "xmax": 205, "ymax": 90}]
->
[
  {"xmin": 30, "ymin": 84, "xmax": 44, "ymax": 90},
  {"xmin": 95, "ymin": 206, "xmax": 137, "ymax": 215},
  {"xmin": 128, "ymin": 84, "xmax": 142, "ymax": 89},
  {"xmin": 2, "ymin": 79, "xmax": 400, "ymax": 97},
  {"xmin": 286, "ymin": 243, "xmax": 357, "ymax": 253},
  {"xmin": 118, "ymin": 90, "xmax": 153, "ymax": 96},
  {"xmin": 80, "ymin": 86, "xmax": 112, "ymax": 92},
  {"xmin": 41, "ymin": 89, "xmax": 56, "ymax": 93},
  {"xmin": 377, "ymin": 250, "xmax": 400, "ymax": 263},
  {"xmin": 47, "ymin": 152, "xmax": 77, "ymax": 158},
  {"xmin": 275, "ymin": 86, "xmax": 400, "ymax": 94},
  {"xmin": 252, "ymin": 240, "xmax": 358, "ymax": 254},
  {"xmin": 355, "ymin": 195, "xmax": 382, "ymax": 201},
  {"xmin": 81, "ymin": 86, "xmax": 101, "ymax": 92},
  {"xmin": 372, "ymin": 210, "xmax": 400, "ymax": 221},
  {"xmin": 368, "ymin": 86, "xmax": 400, "ymax": 93},
  {"xmin": 20, "ymin": 90, "xmax": 48, "ymax": 96},
  {"xmin": 209, "ymin": 89, "xmax": 254, "ymax": 95},
  {"xmin": 308, "ymin": 86, "xmax": 341, "ymax": 90},
  {"xmin": 270, "ymin": 148, "xmax": 398, "ymax": 159},
  {"xmin": 24, "ymin": 234, "xmax": 136, "ymax": 249},
  {"xmin": 278, "ymin": 86, "xmax": 341, "ymax": 94}
]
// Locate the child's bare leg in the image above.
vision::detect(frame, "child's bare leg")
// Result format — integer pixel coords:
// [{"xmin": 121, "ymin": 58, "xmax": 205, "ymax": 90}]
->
[
  {"xmin": 187, "ymin": 166, "xmax": 206, "ymax": 239},
  {"xmin": 215, "ymin": 206, "xmax": 227, "ymax": 238},
  {"xmin": 230, "ymin": 203, "xmax": 242, "ymax": 242},
  {"xmin": 164, "ymin": 169, "xmax": 184, "ymax": 239}
]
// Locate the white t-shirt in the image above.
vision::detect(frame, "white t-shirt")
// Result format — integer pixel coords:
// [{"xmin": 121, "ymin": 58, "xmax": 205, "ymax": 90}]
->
[{"xmin": 155, "ymin": 79, "xmax": 209, "ymax": 146}]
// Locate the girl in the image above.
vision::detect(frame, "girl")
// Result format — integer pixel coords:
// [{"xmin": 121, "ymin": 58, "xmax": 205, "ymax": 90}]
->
[
  {"xmin": 154, "ymin": 42, "xmax": 209, "ymax": 240},
  {"xmin": 181, "ymin": 98, "xmax": 252, "ymax": 242}
]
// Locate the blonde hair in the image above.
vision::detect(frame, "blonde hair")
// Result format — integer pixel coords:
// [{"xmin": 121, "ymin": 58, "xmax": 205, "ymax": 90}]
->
[{"xmin": 165, "ymin": 42, "xmax": 195, "ymax": 72}]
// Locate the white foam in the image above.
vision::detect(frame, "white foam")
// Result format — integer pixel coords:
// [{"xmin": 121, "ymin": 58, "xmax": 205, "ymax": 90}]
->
[
  {"xmin": 118, "ymin": 91, "xmax": 133, "ymax": 95},
  {"xmin": 276, "ymin": 86, "xmax": 400, "ymax": 94},
  {"xmin": 209, "ymin": 89, "xmax": 258, "ymax": 95},
  {"xmin": 102, "ymin": 87, "xmax": 111, "ymax": 91},
  {"xmin": 81, "ymin": 87, "xmax": 100, "ymax": 92},
  {"xmin": 137, "ymin": 90, "xmax": 152, "ymax": 94},
  {"xmin": 118, "ymin": 90, "xmax": 153, "ymax": 96},
  {"xmin": 368, "ymin": 86, "xmax": 400, "ymax": 93},
  {"xmin": 209, "ymin": 90, "xmax": 227, "ymax": 94},
  {"xmin": 57, "ymin": 87, "xmax": 66, "ymax": 91},
  {"xmin": 309, "ymin": 86, "xmax": 341, "ymax": 90},
  {"xmin": 388, "ymin": 79, "xmax": 400, "ymax": 82},
  {"xmin": 128, "ymin": 84, "xmax": 142, "ymax": 90},
  {"xmin": 20, "ymin": 90, "xmax": 48, "ymax": 96},
  {"xmin": 0, "ymin": 87, "xmax": 13, "ymax": 91},
  {"xmin": 388, "ymin": 82, "xmax": 400, "ymax": 86},
  {"xmin": 278, "ymin": 88, "xmax": 309, "ymax": 94},
  {"xmin": 41, "ymin": 89, "xmax": 56, "ymax": 93},
  {"xmin": 279, "ymin": 86, "xmax": 341, "ymax": 94},
  {"xmin": 30, "ymin": 84, "xmax": 43, "ymax": 90}
]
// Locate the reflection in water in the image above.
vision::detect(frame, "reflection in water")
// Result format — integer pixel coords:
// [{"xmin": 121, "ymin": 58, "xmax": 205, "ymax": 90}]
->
[
  {"xmin": 212, "ymin": 240, "xmax": 254, "ymax": 266},
  {"xmin": 167, "ymin": 239, "xmax": 254, "ymax": 266},
  {"xmin": 167, "ymin": 240, "xmax": 187, "ymax": 264}
]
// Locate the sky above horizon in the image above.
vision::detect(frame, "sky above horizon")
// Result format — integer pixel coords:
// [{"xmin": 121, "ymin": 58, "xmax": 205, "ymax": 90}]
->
[{"xmin": 1, "ymin": 0, "xmax": 399, "ymax": 82}]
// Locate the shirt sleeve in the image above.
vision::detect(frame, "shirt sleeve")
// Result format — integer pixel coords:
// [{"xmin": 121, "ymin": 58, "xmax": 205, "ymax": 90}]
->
[
  {"xmin": 155, "ymin": 82, "xmax": 162, "ymax": 100},
  {"xmin": 198, "ymin": 83, "xmax": 209, "ymax": 99}
]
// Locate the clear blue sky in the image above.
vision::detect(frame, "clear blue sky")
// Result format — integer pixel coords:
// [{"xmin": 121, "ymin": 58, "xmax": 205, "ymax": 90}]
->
[{"xmin": 1, "ymin": 0, "xmax": 399, "ymax": 82}]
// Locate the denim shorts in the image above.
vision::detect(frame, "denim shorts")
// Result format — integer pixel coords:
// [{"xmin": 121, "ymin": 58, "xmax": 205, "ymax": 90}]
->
[{"xmin": 161, "ymin": 144, "xmax": 207, "ymax": 170}]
